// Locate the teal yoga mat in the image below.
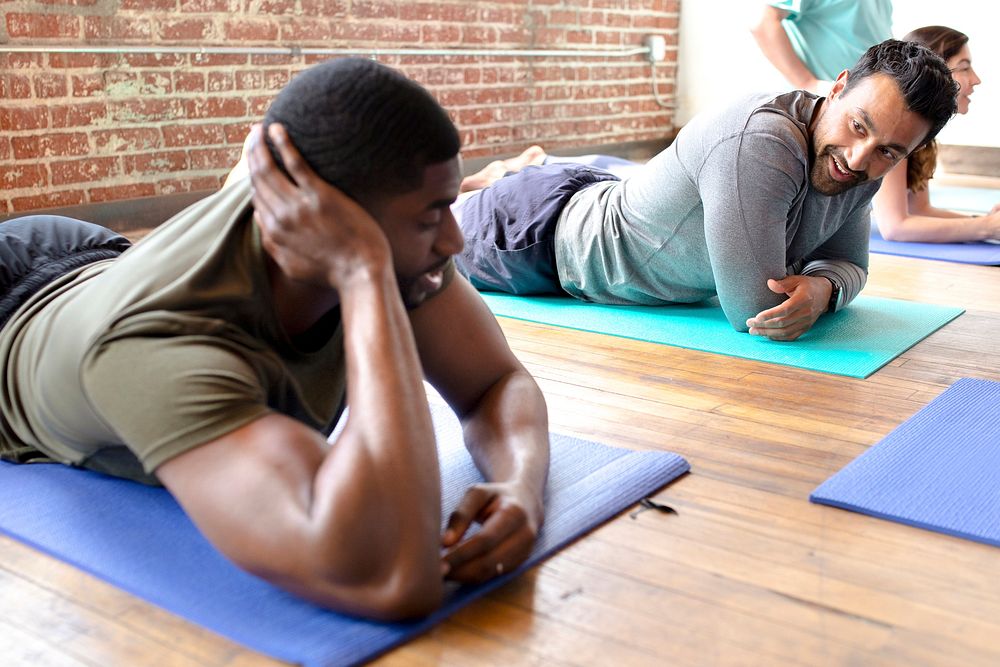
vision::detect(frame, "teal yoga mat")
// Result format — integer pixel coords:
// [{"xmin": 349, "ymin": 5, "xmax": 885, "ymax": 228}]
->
[
  {"xmin": 929, "ymin": 185, "xmax": 999, "ymax": 214},
  {"xmin": 481, "ymin": 293, "xmax": 963, "ymax": 379}
]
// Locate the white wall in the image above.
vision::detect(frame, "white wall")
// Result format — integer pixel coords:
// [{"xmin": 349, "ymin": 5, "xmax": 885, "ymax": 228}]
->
[{"xmin": 676, "ymin": 1, "xmax": 1000, "ymax": 147}]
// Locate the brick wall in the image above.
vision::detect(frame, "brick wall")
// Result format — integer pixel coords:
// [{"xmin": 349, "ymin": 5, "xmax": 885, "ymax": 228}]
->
[{"xmin": 1, "ymin": 0, "xmax": 679, "ymax": 214}]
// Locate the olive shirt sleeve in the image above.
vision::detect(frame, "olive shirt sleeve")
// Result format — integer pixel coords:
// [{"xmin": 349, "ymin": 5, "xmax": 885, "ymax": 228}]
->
[{"xmin": 81, "ymin": 335, "xmax": 272, "ymax": 473}]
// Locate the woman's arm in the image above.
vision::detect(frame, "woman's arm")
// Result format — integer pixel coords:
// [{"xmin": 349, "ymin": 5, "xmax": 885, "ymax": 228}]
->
[{"xmin": 872, "ymin": 159, "xmax": 1000, "ymax": 242}]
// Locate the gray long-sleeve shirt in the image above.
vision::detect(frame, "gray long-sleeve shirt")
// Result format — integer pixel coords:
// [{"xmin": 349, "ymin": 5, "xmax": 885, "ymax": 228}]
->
[{"xmin": 554, "ymin": 90, "xmax": 875, "ymax": 331}]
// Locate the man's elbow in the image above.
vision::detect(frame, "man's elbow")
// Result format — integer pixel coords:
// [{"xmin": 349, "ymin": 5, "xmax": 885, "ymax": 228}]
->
[
  {"xmin": 242, "ymin": 545, "xmax": 445, "ymax": 621},
  {"xmin": 354, "ymin": 570, "xmax": 445, "ymax": 621}
]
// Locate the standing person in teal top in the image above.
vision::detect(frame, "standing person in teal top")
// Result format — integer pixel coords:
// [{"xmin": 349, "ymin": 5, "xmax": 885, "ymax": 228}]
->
[{"xmin": 751, "ymin": 0, "xmax": 893, "ymax": 94}]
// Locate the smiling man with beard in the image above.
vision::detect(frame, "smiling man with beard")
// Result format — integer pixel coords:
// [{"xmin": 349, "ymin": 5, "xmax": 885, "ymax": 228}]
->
[{"xmin": 455, "ymin": 39, "xmax": 958, "ymax": 341}]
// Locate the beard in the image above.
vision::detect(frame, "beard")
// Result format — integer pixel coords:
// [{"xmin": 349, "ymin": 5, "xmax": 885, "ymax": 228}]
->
[
  {"xmin": 810, "ymin": 145, "xmax": 868, "ymax": 196},
  {"xmin": 397, "ymin": 258, "xmax": 450, "ymax": 309}
]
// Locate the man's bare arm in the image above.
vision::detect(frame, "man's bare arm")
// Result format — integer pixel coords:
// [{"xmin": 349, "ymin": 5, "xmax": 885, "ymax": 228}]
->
[
  {"xmin": 750, "ymin": 5, "xmax": 823, "ymax": 92},
  {"xmin": 157, "ymin": 125, "xmax": 444, "ymax": 621},
  {"xmin": 409, "ymin": 274, "xmax": 550, "ymax": 583}
]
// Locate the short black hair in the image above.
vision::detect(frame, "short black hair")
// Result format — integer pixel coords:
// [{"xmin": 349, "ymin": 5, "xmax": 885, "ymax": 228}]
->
[
  {"xmin": 264, "ymin": 57, "xmax": 461, "ymax": 208},
  {"xmin": 842, "ymin": 39, "xmax": 958, "ymax": 145}
]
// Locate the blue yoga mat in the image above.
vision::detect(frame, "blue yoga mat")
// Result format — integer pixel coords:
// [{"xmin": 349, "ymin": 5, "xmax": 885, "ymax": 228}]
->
[
  {"xmin": 869, "ymin": 223, "xmax": 1000, "ymax": 265},
  {"xmin": 0, "ymin": 404, "xmax": 688, "ymax": 667},
  {"xmin": 481, "ymin": 293, "xmax": 963, "ymax": 379},
  {"xmin": 811, "ymin": 378, "xmax": 1000, "ymax": 547}
]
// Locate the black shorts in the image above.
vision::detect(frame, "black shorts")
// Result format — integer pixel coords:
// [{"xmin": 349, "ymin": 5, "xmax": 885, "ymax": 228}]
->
[{"xmin": 0, "ymin": 215, "xmax": 132, "ymax": 329}]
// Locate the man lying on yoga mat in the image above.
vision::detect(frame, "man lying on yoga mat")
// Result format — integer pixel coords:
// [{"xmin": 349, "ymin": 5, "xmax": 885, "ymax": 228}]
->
[
  {"xmin": 0, "ymin": 58, "xmax": 549, "ymax": 621},
  {"xmin": 455, "ymin": 39, "xmax": 958, "ymax": 341}
]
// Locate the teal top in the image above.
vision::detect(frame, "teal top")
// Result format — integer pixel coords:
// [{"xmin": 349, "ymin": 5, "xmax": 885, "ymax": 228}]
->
[{"xmin": 769, "ymin": 0, "xmax": 893, "ymax": 80}]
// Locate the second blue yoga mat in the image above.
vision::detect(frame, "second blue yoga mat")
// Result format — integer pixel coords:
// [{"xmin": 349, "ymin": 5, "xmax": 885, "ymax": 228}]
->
[
  {"xmin": 811, "ymin": 378, "xmax": 1000, "ymax": 548},
  {"xmin": 0, "ymin": 403, "xmax": 688, "ymax": 667},
  {"xmin": 481, "ymin": 293, "xmax": 962, "ymax": 379},
  {"xmin": 869, "ymin": 185, "xmax": 1000, "ymax": 264},
  {"xmin": 869, "ymin": 224, "xmax": 1000, "ymax": 265}
]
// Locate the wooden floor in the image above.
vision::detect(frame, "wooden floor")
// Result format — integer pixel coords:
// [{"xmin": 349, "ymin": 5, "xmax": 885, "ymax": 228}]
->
[{"xmin": 2, "ymin": 249, "xmax": 1000, "ymax": 665}]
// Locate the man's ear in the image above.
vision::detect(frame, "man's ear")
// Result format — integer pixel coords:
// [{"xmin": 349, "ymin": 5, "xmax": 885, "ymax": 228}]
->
[{"xmin": 828, "ymin": 69, "xmax": 850, "ymax": 100}]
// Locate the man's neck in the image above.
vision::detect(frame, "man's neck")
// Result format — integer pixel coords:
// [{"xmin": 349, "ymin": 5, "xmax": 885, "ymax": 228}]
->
[{"xmin": 265, "ymin": 254, "xmax": 341, "ymax": 338}]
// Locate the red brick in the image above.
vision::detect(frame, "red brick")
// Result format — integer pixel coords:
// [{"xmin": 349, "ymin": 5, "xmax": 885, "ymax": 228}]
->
[
  {"xmin": 34, "ymin": 73, "xmax": 69, "ymax": 98},
  {"xmin": 353, "ymin": 1, "xmax": 399, "ymax": 19},
  {"xmin": 84, "ymin": 16, "xmax": 152, "ymax": 40},
  {"xmin": 1, "ymin": 164, "xmax": 49, "ymax": 189},
  {"xmin": 11, "ymin": 191, "xmax": 86, "ymax": 212},
  {"xmin": 123, "ymin": 151, "xmax": 189, "ymax": 175},
  {"xmin": 0, "ymin": 200, "xmax": 8, "ymax": 214},
  {"xmin": 189, "ymin": 147, "xmax": 240, "ymax": 170},
  {"xmin": 258, "ymin": 0, "xmax": 296, "ymax": 13},
  {"xmin": 49, "ymin": 53, "xmax": 118, "ymax": 69},
  {"xmin": 88, "ymin": 183, "xmax": 157, "ymax": 202},
  {"xmin": 224, "ymin": 19, "xmax": 280, "ymax": 41},
  {"xmin": 92, "ymin": 128, "xmax": 163, "ymax": 153},
  {"xmin": 0, "ymin": 54, "xmax": 43, "ymax": 70},
  {"xmin": 158, "ymin": 18, "xmax": 214, "ymax": 41},
  {"xmin": 549, "ymin": 9, "xmax": 580, "ymax": 25},
  {"xmin": 191, "ymin": 53, "xmax": 248, "ymax": 68},
  {"xmin": 247, "ymin": 95, "xmax": 274, "ymax": 116},
  {"xmin": 123, "ymin": 53, "xmax": 186, "ymax": 68},
  {"xmin": 633, "ymin": 14, "xmax": 679, "ymax": 30},
  {"xmin": 224, "ymin": 125, "xmax": 253, "ymax": 150},
  {"xmin": 263, "ymin": 71, "xmax": 290, "ymax": 90},
  {"xmin": 51, "ymin": 156, "xmax": 120, "ymax": 185},
  {"xmin": 207, "ymin": 72, "xmax": 234, "ymax": 93},
  {"xmin": 420, "ymin": 25, "xmax": 462, "ymax": 44},
  {"xmin": 330, "ymin": 21, "xmax": 377, "ymax": 42},
  {"xmin": 182, "ymin": 97, "xmax": 247, "ymax": 120},
  {"xmin": 71, "ymin": 74, "xmax": 104, "ymax": 97},
  {"xmin": 111, "ymin": 99, "xmax": 183, "ymax": 123},
  {"xmin": 0, "ymin": 75, "xmax": 32, "ymax": 99},
  {"xmin": 473, "ymin": 126, "xmax": 513, "ymax": 146},
  {"xmin": 6, "ymin": 12, "xmax": 80, "ymax": 39},
  {"xmin": 250, "ymin": 54, "xmax": 297, "ymax": 67},
  {"xmin": 400, "ymin": 3, "xmax": 476, "ymax": 22},
  {"xmin": 162, "ymin": 123, "xmax": 226, "ymax": 147},
  {"xmin": 479, "ymin": 6, "xmax": 520, "ymax": 23},
  {"xmin": 462, "ymin": 26, "xmax": 497, "ymax": 44},
  {"xmin": 180, "ymin": 0, "xmax": 240, "ymax": 12},
  {"xmin": 12, "ymin": 133, "xmax": 90, "ymax": 159},
  {"xmin": 595, "ymin": 31, "xmax": 624, "ymax": 45},
  {"xmin": 174, "ymin": 72, "xmax": 206, "ymax": 93},
  {"xmin": 158, "ymin": 175, "xmax": 222, "ymax": 194},
  {"xmin": 235, "ymin": 70, "xmax": 263, "ymax": 90},
  {"xmin": 299, "ymin": 0, "xmax": 347, "ymax": 17},
  {"xmin": 0, "ymin": 107, "xmax": 49, "ymax": 131},
  {"xmin": 377, "ymin": 23, "xmax": 421, "ymax": 43},
  {"xmin": 0, "ymin": 137, "xmax": 10, "ymax": 160}
]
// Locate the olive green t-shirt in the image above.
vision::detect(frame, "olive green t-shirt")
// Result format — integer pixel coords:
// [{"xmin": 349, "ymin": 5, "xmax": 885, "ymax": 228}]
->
[{"xmin": 0, "ymin": 180, "xmax": 348, "ymax": 481}]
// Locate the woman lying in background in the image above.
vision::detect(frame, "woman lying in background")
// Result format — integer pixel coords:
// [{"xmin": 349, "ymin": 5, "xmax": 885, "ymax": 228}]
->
[{"xmin": 872, "ymin": 26, "xmax": 1000, "ymax": 243}]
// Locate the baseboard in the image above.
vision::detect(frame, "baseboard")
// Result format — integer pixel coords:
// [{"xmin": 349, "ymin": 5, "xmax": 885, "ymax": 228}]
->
[
  {"xmin": 937, "ymin": 144, "xmax": 1000, "ymax": 178},
  {"xmin": 0, "ymin": 190, "xmax": 215, "ymax": 232}
]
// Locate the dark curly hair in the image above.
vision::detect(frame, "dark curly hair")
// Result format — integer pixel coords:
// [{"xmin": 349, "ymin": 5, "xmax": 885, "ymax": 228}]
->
[
  {"xmin": 842, "ymin": 39, "xmax": 958, "ymax": 148},
  {"xmin": 264, "ymin": 57, "xmax": 461, "ymax": 209}
]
